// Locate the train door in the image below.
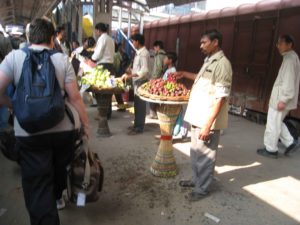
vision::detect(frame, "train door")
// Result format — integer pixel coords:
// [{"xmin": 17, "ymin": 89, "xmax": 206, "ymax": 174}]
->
[
  {"xmin": 231, "ymin": 16, "xmax": 276, "ymax": 113},
  {"xmin": 185, "ymin": 20, "xmax": 206, "ymax": 73}
]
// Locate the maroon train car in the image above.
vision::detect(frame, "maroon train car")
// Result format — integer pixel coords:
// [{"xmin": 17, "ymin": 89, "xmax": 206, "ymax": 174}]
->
[{"xmin": 143, "ymin": 0, "xmax": 300, "ymax": 120}]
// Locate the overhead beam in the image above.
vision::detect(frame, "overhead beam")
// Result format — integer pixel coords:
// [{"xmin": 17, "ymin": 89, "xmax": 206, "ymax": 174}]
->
[
  {"xmin": 40, "ymin": 0, "xmax": 61, "ymax": 18},
  {"xmin": 0, "ymin": 6, "xmax": 14, "ymax": 14}
]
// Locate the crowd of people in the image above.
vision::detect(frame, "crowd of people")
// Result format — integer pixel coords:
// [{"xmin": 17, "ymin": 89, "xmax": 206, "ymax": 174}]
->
[{"xmin": 0, "ymin": 16, "xmax": 299, "ymax": 225}]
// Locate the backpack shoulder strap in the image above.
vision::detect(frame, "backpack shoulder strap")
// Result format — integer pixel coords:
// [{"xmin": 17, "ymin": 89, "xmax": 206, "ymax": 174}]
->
[
  {"xmin": 21, "ymin": 46, "xmax": 30, "ymax": 54},
  {"xmin": 21, "ymin": 47, "xmax": 60, "ymax": 56},
  {"xmin": 47, "ymin": 49, "xmax": 60, "ymax": 56}
]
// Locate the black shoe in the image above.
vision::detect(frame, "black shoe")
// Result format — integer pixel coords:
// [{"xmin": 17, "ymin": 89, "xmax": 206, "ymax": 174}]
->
[
  {"xmin": 186, "ymin": 191, "xmax": 209, "ymax": 202},
  {"xmin": 127, "ymin": 125, "xmax": 135, "ymax": 131},
  {"xmin": 127, "ymin": 128, "xmax": 143, "ymax": 135},
  {"xmin": 179, "ymin": 180, "xmax": 195, "ymax": 188},
  {"xmin": 117, "ymin": 108, "xmax": 126, "ymax": 112},
  {"xmin": 257, "ymin": 148, "xmax": 278, "ymax": 159},
  {"xmin": 285, "ymin": 140, "xmax": 299, "ymax": 156}
]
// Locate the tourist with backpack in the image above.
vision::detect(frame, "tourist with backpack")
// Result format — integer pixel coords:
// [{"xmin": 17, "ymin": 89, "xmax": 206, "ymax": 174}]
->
[
  {"xmin": 0, "ymin": 19, "xmax": 89, "ymax": 225},
  {"xmin": 0, "ymin": 25, "xmax": 14, "ymax": 158}
]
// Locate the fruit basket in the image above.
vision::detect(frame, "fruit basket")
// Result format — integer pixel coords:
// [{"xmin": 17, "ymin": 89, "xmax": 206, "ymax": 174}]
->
[
  {"xmin": 80, "ymin": 65, "xmax": 125, "ymax": 137},
  {"xmin": 81, "ymin": 65, "xmax": 125, "ymax": 93},
  {"xmin": 137, "ymin": 77, "xmax": 190, "ymax": 102},
  {"xmin": 138, "ymin": 76, "xmax": 190, "ymax": 178},
  {"xmin": 87, "ymin": 86, "xmax": 124, "ymax": 94}
]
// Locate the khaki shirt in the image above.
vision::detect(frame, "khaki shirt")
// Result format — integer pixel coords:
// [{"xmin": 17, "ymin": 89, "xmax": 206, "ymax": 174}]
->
[
  {"xmin": 184, "ymin": 50, "xmax": 232, "ymax": 130},
  {"xmin": 269, "ymin": 50, "xmax": 300, "ymax": 110},
  {"xmin": 151, "ymin": 49, "xmax": 166, "ymax": 79}
]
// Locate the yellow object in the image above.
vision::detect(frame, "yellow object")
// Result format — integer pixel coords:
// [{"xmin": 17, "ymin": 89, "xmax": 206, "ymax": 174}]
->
[
  {"xmin": 128, "ymin": 107, "xmax": 134, "ymax": 114},
  {"xmin": 82, "ymin": 14, "xmax": 93, "ymax": 37}
]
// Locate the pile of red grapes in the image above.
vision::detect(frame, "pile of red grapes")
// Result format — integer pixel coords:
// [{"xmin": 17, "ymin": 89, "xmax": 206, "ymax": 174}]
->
[{"xmin": 143, "ymin": 78, "xmax": 189, "ymax": 97}]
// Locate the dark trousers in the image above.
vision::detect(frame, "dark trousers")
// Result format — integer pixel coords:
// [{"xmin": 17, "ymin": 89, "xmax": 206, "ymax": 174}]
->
[
  {"xmin": 115, "ymin": 93, "xmax": 124, "ymax": 106},
  {"xmin": 17, "ymin": 131, "xmax": 76, "ymax": 225},
  {"xmin": 190, "ymin": 127, "xmax": 220, "ymax": 194},
  {"xmin": 134, "ymin": 94, "xmax": 146, "ymax": 131}
]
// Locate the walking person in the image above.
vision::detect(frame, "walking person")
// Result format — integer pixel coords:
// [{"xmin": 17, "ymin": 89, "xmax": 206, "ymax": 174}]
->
[
  {"xmin": 89, "ymin": 22, "xmax": 115, "ymax": 119},
  {"xmin": 122, "ymin": 33, "xmax": 150, "ymax": 135},
  {"xmin": 0, "ymin": 25, "xmax": 13, "ymax": 140},
  {"xmin": 257, "ymin": 34, "xmax": 300, "ymax": 158},
  {"xmin": 0, "ymin": 18, "xmax": 89, "ymax": 225},
  {"xmin": 174, "ymin": 29, "xmax": 232, "ymax": 201}
]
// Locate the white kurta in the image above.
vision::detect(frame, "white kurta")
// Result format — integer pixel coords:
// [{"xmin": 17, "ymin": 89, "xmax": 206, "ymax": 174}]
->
[{"xmin": 264, "ymin": 50, "xmax": 300, "ymax": 152}]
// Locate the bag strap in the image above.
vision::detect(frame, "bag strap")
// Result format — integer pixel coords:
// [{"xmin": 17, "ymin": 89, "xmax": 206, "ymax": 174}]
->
[
  {"xmin": 82, "ymin": 136, "xmax": 91, "ymax": 190},
  {"xmin": 65, "ymin": 101, "xmax": 81, "ymax": 129}
]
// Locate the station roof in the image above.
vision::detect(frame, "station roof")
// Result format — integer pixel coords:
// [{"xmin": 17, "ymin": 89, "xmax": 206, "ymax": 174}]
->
[
  {"xmin": 0, "ymin": 0, "xmax": 203, "ymax": 26},
  {"xmin": 130, "ymin": 0, "xmax": 203, "ymax": 8},
  {"xmin": 0, "ymin": 0, "xmax": 60, "ymax": 26}
]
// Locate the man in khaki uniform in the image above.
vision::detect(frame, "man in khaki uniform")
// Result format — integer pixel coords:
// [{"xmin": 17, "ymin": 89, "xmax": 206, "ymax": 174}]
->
[
  {"xmin": 174, "ymin": 29, "xmax": 232, "ymax": 201},
  {"xmin": 149, "ymin": 40, "xmax": 166, "ymax": 119},
  {"xmin": 257, "ymin": 35, "xmax": 300, "ymax": 158}
]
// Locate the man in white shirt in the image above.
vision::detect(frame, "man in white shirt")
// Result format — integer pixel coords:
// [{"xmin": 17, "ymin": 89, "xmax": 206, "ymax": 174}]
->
[
  {"xmin": 257, "ymin": 34, "xmax": 300, "ymax": 158},
  {"xmin": 89, "ymin": 23, "xmax": 115, "ymax": 119},
  {"xmin": 91, "ymin": 23, "xmax": 115, "ymax": 67},
  {"xmin": 122, "ymin": 34, "xmax": 150, "ymax": 135}
]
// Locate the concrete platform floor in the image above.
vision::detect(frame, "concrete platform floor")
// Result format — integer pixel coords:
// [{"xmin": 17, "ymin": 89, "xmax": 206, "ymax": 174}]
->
[{"xmin": 0, "ymin": 104, "xmax": 300, "ymax": 225}]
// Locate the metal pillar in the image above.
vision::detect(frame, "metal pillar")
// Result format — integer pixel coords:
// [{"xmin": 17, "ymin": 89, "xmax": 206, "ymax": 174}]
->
[
  {"xmin": 93, "ymin": 0, "xmax": 113, "ymax": 34},
  {"xmin": 78, "ymin": 4, "xmax": 83, "ymax": 44},
  {"xmin": 71, "ymin": 4, "xmax": 77, "ymax": 40},
  {"xmin": 118, "ymin": 7, "xmax": 122, "ymax": 29},
  {"xmin": 128, "ymin": 10, "xmax": 131, "ymax": 39},
  {"xmin": 139, "ymin": 13, "xmax": 144, "ymax": 34}
]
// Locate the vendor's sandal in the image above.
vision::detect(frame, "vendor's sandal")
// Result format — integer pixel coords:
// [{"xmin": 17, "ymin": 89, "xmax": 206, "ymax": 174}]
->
[
  {"xmin": 186, "ymin": 191, "xmax": 209, "ymax": 202},
  {"xmin": 179, "ymin": 180, "xmax": 195, "ymax": 188}
]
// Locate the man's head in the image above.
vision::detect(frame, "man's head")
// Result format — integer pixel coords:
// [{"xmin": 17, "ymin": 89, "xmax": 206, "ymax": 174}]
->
[
  {"xmin": 83, "ymin": 36, "xmax": 95, "ymax": 49},
  {"xmin": 200, "ymin": 29, "xmax": 222, "ymax": 56},
  {"xmin": 153, "ymin": 40, "xmax": 164, "ymax": 53},
  {"xmin": 164, "ymin": 52, "xmax": 177, "ymax": 67},
  {"xmin": 72, "ymin": 40, "xmax": 79, "ymax": 50},
  {"xmin": 277, "ymin": 34, "xmax": 294, "ymax": 54},
  {"xmin": 55, "ymin": 26, "xmax": 66, "ymax": 42},
  {"xmin": 29, "ymin": 19, "xmax": 55, "ymax": 46},
  {"xmin": 95, "ymin": 23, "xmax": 109, "ymax": 38},
  {"xmin": 131, "ymin": 34, "xmax": 145, "ymax": 49}
]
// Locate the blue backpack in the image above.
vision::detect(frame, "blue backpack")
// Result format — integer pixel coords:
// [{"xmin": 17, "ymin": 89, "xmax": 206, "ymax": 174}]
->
[{"xmin": 12, "ymin": 47, "xmax": 65, "ymax": 133}]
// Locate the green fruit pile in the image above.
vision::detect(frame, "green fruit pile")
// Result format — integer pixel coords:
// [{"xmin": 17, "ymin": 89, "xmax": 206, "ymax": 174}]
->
[{"xmin": 81, "ymin": 65, "xmax": 124, "ymax": 89}]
